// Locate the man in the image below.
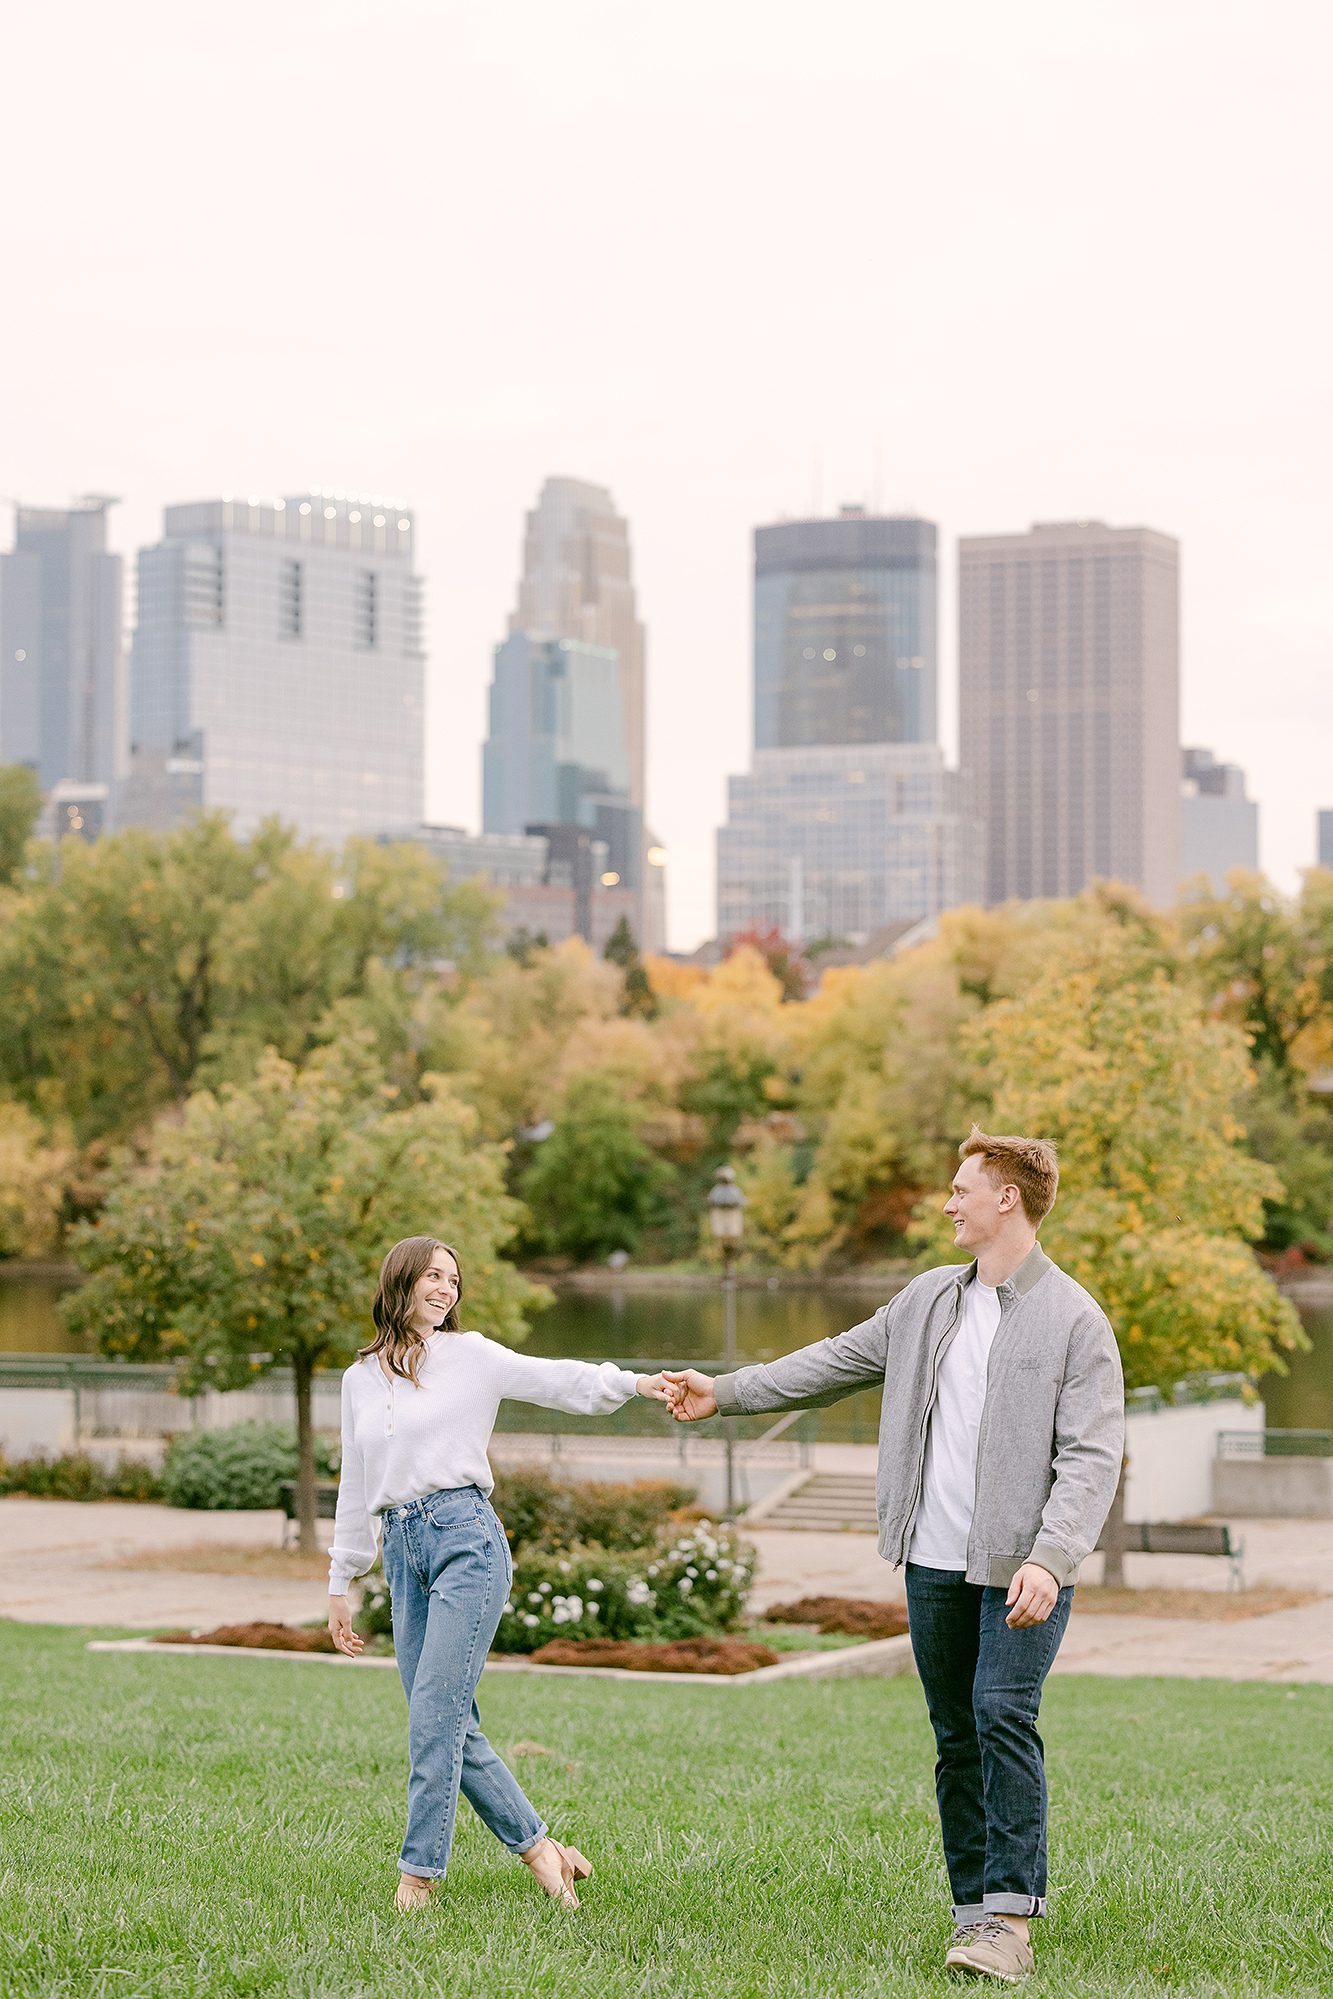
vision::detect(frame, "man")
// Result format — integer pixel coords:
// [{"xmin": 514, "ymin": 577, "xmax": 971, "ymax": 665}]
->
[{"xmin": 666, "ymin": 1128, "xmax": 1123, "ymax": 1985}]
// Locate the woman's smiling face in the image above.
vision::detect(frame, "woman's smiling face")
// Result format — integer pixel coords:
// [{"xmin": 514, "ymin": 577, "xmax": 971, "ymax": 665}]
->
[{"xmin": 411, "ymin": 1249, "xmax": 460, "ymax": 1328}]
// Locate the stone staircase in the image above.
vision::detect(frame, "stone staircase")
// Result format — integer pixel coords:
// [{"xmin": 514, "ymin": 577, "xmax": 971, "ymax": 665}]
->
[{"xmin": 751, "ymin": 1471, "xmax": 879, "ymax": 1532}]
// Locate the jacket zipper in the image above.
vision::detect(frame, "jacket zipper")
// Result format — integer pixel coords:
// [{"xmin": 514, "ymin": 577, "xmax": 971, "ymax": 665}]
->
[
  {"xmin": 964, "ymin": 1284, "xmax": 1016, "ymax": 1578},
  {"xmin": 895, "ymin": 1281, "xmax": 965, "ymax": 1562}
]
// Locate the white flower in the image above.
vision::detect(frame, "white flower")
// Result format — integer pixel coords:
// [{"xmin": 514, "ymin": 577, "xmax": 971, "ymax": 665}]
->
[
  {"xmin": 523, "ymin": 1613, "xmax": 540, "ymax": 1628},
  {"xmin": 587, "ymin": 1579, "xmax": 603, "ymax": 1593},
  {"xmin": 527, "ymin": 1593, "xmax": 543, "ymax": 1606},
  {"xmin": 552, "ymin": 1606, "xmax": 570, "ymax": 1624},
  {"xmin": 678, "ymin": 1578, "xmax": 693, "ymax": 1594},
  {"xmin": 567, "ymin": 1596, "xmax": 583, "ymax": 1619},
  {"xmin": 586, "ymin": 1601, "xmax": 599, "ymax": 1617},
  {"xmin": 705, "ymin": 1569, "xmax": 718, "ymax": 1581},
  {"xmin": 626, "ymin": 1580, "xmax": 652, "ymax": 1606},
  {"xmin": 538, "ymin": 1582, "xmax": 552, "ymax": 1595},
  {"xmin": 502, "ymin": 1603, "xmax": 513, "ymax": 1615},
  {"xmin": 685, "ymin": 1567, "xmax": 698, "ymax": 1579},
  {"xmin": 559, "ymin": 1560, "xmax": 572, "ymax": 1575}
]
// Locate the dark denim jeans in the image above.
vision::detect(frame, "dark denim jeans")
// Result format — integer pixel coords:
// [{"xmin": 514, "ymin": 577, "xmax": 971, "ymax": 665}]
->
[
  {"xmin": 382, "ymin": 1485, "xmax": 546, "ymax": 1878},
  {"xmin": 905, "ymin": 1563, "xmax": 1073, "ymax": 1922}
]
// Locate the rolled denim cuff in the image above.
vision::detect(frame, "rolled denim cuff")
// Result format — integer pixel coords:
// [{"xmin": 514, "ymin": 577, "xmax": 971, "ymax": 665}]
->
[
  {"xmin": 952, "ymin": 1901, "xmax": 987, "ymax": 1925},
  {"xmin": 983, "ymin": 1892, "xmax": 1047, "ymax": 1918}
]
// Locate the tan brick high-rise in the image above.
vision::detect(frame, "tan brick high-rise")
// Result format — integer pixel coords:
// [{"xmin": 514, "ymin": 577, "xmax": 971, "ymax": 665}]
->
[{"xmin": 959, "ymin": 522, "xmax": 1180, "ymax": 908}]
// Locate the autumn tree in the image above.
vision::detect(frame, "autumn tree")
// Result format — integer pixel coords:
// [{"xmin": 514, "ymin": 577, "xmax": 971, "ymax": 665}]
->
[
  {"xmin": 518, "ymin": 1073, "xmax": 677, "ymax": 1263},
  {"xmin": 63, "ymin": 1041, "xmax": 542, "ymax": 1551},
  {"xmin": 951, "ymin": 932, "xmax": 1306, "ymax": 1582}
]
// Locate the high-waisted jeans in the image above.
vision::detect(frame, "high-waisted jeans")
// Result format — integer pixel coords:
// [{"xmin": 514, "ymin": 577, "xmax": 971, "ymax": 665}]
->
[
  {"xmin": 381, "ymin": 1485, "xmax": 546, "ymax": 1878},
  {"xmin": 905, "ymin": 1563, "xmax": 1074, "ymax": 1923}
]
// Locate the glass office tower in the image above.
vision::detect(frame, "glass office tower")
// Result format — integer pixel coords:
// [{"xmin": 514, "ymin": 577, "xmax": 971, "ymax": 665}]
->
[{"xmin": 753, "ymin": 508, "xmax": 937, "ymax": 750}]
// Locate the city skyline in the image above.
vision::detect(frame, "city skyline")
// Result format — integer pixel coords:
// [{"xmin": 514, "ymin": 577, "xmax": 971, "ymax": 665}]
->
[{"xmin": 2, "ymin": 1, "xmax": 1328, "ymax": 948}]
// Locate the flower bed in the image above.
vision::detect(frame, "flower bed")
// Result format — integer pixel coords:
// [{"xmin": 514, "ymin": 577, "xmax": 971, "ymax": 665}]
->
[
  {"xmin": 154, "ymin": 1622, "xmax": 338, "ymax": 1653},
  {"xmin": 495, "ymin": 1521, "xmax": 756, "ymax": 1653},
  {"xmin": 528, "ymin": 1636, "xmax": 780, "ymax": 1675},
  {"xmin": 761, "ymin": 1595, "xmax": 910, "ymax": 1639}
]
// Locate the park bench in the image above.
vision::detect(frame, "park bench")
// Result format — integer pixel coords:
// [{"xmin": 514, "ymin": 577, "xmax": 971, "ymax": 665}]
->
[
  {"xmin": 1095, "ymin": 1519, "xmax": 1245, "ymax": 1590},
  {"xmin": 277, "ymin": 1478, "xmax": 339, "ymax": 1548}
]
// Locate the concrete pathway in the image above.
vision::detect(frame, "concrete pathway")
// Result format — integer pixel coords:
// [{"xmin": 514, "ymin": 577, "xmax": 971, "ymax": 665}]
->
[{"xmin": 5, "ymin": 1495, "xmax": 1332, "ymax": 1683}]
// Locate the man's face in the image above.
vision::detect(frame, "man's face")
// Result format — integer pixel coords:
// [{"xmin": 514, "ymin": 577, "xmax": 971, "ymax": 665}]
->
[{"xmin": 942, "ymin": 1153, "xmax": 1012, "ymax": 1253}]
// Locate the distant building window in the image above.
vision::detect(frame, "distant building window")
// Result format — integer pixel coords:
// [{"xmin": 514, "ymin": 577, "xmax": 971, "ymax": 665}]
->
[
  {"xmin": 280, "ymin": 559, "xmax": 302, "ymax": 638},
  {"xmin": 355, "ymin": 570, "xmax": 378, "ymax": 649}
]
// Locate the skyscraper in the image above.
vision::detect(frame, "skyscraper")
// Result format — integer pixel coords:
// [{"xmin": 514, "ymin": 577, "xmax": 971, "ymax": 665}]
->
[
  {"xmin": 1318, "ymin": 811, "xmax": 1333, "ymax": 870},
  {"xmin": 717, "ymin": 743, "xmax": 979, "ymax": 943},
  {"xmin": 754, "ymin": 508, "xmax": 937, "ymax": 749},
  {"xmin": 121, "ymin": 494, "xmax": 424, "ymax": 845},
  {"xmin": 482, "ymin": 633, "xmax": 639, "ymax": 887},
  {"xmin": 484, "ymin": 477, "xmax": 662, "ymax": 946},
  {"xmin": 959, "ymin": 521, "xmax": 1180, "ymax": 907},
  {"xmin": 509, "ymin": 477, "xmax": 646, "ymax": 819},
  {"xmin": 0, "ymin": 496, "xmax": 125, "ymax": 790},
  {"xmin": 716, "ymin": 507, "xmax": 966, "ymax": 944},
  {"xmin": 1181, "ymin": 747, "xmax": 1259, "ymax": 892}
]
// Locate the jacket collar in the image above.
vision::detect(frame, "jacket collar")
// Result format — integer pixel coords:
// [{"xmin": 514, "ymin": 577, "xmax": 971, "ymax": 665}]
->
[{"xmin": 959, "ymin": 1242, "xmax": 1051, "ymax": 1302}]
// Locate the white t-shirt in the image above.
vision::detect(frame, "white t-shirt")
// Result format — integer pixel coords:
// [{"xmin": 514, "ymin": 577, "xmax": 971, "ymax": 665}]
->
[
  {"xmin": 907, "ymin": 1280, "xmax": 1003, "ymax": 1571},
  {"xmin": 328, "ymin": 1331, "xmax": 639, "ymax": 1593}
]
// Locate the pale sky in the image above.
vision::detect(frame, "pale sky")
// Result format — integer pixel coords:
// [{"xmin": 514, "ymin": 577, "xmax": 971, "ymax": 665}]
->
[{"xmin": 4, "ymin": 0, "xmax": 1329, "ymax": 949}]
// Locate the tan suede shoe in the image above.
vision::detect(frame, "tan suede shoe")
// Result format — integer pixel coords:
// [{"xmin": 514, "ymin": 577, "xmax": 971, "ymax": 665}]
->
[{"xmin": 945, "ymin": 1916, "xmax": 1035, "ymax": 1983}]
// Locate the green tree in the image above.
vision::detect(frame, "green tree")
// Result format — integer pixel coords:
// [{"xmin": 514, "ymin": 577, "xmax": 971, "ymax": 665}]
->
[
  {"xmin": 949, "ymin": 938, "xmax": 1306, "ymax": 1583},
  {"xmin": 0, "ymin": 765, "xmax": 42, "ymax": 886},
  {"xmin": 63, "ymin": 1040, "xmax": 543, "ymax": 1551},
  {"xmin": 519, "ymin": 1074, "xmax": 676, "ymax": 1263},
  {"xmin": 0, "ymin": 818, "xmax": 498, "ymax": 1142},
  {"xmin": 603, "ymin": 915, "xmax": 656, "ymax": 1018}
]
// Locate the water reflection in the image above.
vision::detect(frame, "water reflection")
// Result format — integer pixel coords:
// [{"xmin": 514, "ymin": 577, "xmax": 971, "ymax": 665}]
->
[{"xmin": 2, "ymin": 1275, "xmax": 1329, "ymax": 1439}]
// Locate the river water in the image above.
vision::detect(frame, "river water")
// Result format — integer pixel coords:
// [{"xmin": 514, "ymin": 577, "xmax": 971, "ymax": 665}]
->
[{"xmin": 2, "ymin": 1273, "xmax": 1330, "ymax": 1437}]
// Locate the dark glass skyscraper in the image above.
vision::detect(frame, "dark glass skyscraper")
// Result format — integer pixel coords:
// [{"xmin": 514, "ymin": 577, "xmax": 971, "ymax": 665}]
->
[{"xmin": 753, "ymin": 508, "xmax": 937, "ymax": 750}]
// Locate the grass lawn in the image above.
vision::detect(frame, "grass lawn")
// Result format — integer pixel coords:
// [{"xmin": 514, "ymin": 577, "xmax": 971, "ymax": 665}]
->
[{"xmin": 3, "ymin": 1626, "xmax": 1330, "ymax": 1999}]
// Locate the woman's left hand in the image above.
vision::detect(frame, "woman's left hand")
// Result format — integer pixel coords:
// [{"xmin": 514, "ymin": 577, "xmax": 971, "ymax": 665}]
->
[{"xmin": 635, "ymin": 1371, "xmax": 677, "ymax": 1402}]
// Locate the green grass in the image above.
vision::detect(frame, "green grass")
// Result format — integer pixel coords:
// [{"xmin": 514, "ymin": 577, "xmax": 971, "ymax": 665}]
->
[{"xmin": 3, "ymin": 1626, "xmax": 1331, "ymax": 1998}]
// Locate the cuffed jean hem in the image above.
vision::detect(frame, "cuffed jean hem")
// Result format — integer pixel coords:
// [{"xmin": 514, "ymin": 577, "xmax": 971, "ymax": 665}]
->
[
  {"xmin": 950, "ymin": 1893, "xmax": 1046, "ymax": 1920},
  {"xmin": 399, "ymin": 1818, "xmax": 548, "ymax": 1877}
]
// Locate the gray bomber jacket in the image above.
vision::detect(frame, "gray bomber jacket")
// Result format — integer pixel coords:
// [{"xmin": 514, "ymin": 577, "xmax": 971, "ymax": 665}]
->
[{"xmin": 714, "ymin": 1244, "xmax": 1124, "ymax": 1588}]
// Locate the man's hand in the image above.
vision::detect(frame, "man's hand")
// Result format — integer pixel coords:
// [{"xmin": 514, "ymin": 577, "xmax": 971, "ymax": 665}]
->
[
  {"xmin": 662, "ymin": 1369, "xmax": 718, "ymax": 1422},
  {"xmin": 1005, "ymin": 1563, "xmax": 1059, "ymax": 1629}
]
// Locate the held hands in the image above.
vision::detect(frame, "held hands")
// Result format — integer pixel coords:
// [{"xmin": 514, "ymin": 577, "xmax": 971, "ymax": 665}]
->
[
  {"xmin": 1005, "ymin": 1562, "xmax": 1059, "ymax": 1628},
  {"xmin": 661, "ymin": 1369, "xmax": 718, "ymax": 1422},
  {"xmin": 635, "ymin": 1371, "xmax": 678, "ymax": 1403},
  {"xmin": 328, "ymin": 1596, "xmax": 364, "ymax": 1657}
]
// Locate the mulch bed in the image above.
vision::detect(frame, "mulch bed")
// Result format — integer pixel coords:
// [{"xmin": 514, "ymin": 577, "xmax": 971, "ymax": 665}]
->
[
  {"xmin": 154, "ymin": 1622, "xmax": 338, "ymax": 1653},
  {"xmin": 762, "ymin": 1596, "xmax": 910, "ymax": 1638},
  {"xmin": 526, "ymin": 1636, "xmax": 781, "ymax": 1675}
]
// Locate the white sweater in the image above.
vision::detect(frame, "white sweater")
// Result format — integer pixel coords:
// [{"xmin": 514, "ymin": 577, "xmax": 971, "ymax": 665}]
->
[{"xmin": 328, "ymin": 1331, "xmax": 641, "ymax": 1594}]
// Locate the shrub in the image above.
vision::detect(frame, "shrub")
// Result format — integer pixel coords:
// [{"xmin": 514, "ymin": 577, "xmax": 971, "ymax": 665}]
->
[
  {"xmin": 161, "ymin": 1423, "xmax": 337, "ymax": 1511},
  {"xmin": 493, "ymin": 1521, "xmax": 756, "ymax": 1655},
  {"xmin": 0, "ymin": 1451, "xmax": 161, "ymax": 1501},
  {"xmin": 490, "ymin": 1464, "xmax": 695, "ymax": 1555}
]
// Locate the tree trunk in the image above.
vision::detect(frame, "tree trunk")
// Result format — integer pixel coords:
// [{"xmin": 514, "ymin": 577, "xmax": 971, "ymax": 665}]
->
[
  {"xmin": 1100, "ymin": 1447, "xmax": 1130, "ymax": 1590},
  {"xmin": 293, "ymin": 1348, "xmax": 318, "ymax": 1558}
]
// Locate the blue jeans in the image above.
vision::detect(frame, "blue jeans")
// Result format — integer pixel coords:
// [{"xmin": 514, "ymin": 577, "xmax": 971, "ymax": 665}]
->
[
  {"xmin": 905, "ymin": 1563, "xmax": 1074, "ymax": 1923},
  {"xmin": 381, "ymin": 1485, "xmax": 546, "ymax": 1878}
]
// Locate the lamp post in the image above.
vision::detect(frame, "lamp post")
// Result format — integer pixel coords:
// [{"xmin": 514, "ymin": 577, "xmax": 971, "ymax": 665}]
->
[{"xmin": 707, "ymin": 1164, "xmax": 746, "ymax": 1517}]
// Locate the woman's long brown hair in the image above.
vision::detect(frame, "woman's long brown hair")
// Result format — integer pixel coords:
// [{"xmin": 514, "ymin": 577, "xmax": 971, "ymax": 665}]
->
[{"xmin": 359, "ymin": 1236, "xmax": 464, "ymax": 1385}]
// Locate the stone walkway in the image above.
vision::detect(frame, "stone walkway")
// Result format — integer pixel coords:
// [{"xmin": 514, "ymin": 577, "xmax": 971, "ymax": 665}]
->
[{"xmin": 5, "ymin": 1497, "xmax": 1332, "ymax": 1683}]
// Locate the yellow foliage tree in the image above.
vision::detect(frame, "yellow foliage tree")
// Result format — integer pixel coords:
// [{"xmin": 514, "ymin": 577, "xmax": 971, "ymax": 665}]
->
[{"xmin": 0, "ymin": 1102, "xmax": 71, "ymax": 1258}]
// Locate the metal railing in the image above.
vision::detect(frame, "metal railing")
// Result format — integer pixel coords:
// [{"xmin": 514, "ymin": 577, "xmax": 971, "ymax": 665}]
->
[{"xmin": 1216, "ymin": 1428, "xmax": 1333, "ymax": 1459}]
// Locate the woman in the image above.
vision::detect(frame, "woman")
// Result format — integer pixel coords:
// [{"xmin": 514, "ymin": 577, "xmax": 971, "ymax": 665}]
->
[{"xmin": 328, "ymin": 1235, "xmax": 674, "ymax": 1912}]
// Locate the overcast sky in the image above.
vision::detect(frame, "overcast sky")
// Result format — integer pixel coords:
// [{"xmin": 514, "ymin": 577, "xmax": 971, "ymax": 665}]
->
[{"xmin": 4, "ymin": 0, "xmax": 1329, "ymax": 948}]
